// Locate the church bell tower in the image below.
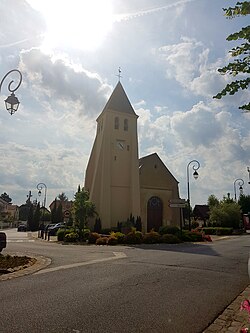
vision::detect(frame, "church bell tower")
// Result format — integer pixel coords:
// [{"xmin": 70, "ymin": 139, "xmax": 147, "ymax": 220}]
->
[{"xmin": 84, "ymin": 82, "xmax": 141, "ymax": 229}]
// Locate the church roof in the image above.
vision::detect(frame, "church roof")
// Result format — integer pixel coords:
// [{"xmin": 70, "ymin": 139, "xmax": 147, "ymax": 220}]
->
[
  {"xmin": 102, "ymin": 81, "xmax": 136, "ymax": 115},
  {"xmin": 139, "ymin": 153, "xmax": 179, "ymax": 183}
]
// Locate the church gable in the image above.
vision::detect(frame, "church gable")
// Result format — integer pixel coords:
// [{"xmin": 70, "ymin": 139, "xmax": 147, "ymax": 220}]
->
[{"xmin": 139, "ymin": 153, "xmax": 178, "ymax": 189}]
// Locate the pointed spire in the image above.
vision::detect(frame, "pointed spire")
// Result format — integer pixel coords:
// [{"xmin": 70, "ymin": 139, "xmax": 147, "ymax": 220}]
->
[{"xmin": 102, "ymin": 81, "xmax": 136, "ymax": 115}]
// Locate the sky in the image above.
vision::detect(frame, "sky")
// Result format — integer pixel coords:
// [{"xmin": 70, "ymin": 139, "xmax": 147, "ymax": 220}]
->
[{"xmin": 0, "ymin": 0, "xmax": 249, "ymax": 208}]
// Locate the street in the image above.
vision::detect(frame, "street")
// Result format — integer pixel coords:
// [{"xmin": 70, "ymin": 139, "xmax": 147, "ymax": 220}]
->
[{"xmin": 1, "ymin": 229, "xmax": 249, "ymax": 333}]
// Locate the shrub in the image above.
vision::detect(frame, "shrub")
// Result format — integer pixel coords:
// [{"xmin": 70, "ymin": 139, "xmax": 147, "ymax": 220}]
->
[
  {"xmin": 124, "ymin": 230, "xmax": 143, "ymax": 244},
  {"xmin": 96, "ymin": 237, "xmax": 108, "ymax": 245},
  {"xmin": 215, "ymin": 227, "xmax": 233, "ymax": 235},
  {"xmin": 203, "ymin": 234, "xmax": 212, "ymax": 242},
  {"xmin": 142, "ymin": 230, "xmax": 161, "ymax": 244},
  {"xmin": 57, "ymin": 229, "xmax": 66, "ymax": 241},
  {"xmin": 64, "ymin": 232, "xmax": 79, "ymax": 242},
  {"xmin": 110, "ymin": 232, "xmax": 125, "ymax": 244},
  {"xmin": 202, "ymin": 227, "xmax": 233, "ymax": 235},
  {"xmin": 100, "ymin": 228, "xmax": 112, "ymax": 235},
  {"xmin": 107, "ymin": 236, "xmax": 118, "ymax": 245},
  {"xmin": 161, "ymin": 234, "xmax": 182, "ymax": 244},
  {"xmin": 88, "ymin": 232, "xmax": 100, "ymax": 244},
  {"xmin": 159, "ymin": 226, "xmax": 180, "ymax": 235},
  {"xmin": 191, "ymin": 221, "xmax": 200, "ymax": 229},
  {"xmin": 180, "ymin": 230, "xmax": 203, "ymax": 242}
]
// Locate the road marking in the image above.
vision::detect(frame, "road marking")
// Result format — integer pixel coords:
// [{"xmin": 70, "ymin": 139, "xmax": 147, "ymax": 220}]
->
[
  {"xmin": 34, "ymin": 252, "xmax": 127, "ymax": 275},
  {"xmin": 7, "ymin": 240, "xmax": 35, "ymax": 243}
]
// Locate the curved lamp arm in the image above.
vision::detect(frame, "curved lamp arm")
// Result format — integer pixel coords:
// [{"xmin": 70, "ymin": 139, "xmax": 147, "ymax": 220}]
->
[{"xmin": 0, "ymin": 69, "xmax": 22, "ymax": 115}]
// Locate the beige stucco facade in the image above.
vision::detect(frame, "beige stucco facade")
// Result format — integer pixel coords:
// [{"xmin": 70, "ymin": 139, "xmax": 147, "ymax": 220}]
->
[{"xmin": 84, "ymin": 82, "xmax": 181, "ymax": 231}]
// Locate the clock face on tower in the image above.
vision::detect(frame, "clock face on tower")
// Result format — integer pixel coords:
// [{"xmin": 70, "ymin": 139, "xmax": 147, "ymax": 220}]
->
[{"xmin": 116, "ymin": 140, "xmax": 125, "ymax": 150}]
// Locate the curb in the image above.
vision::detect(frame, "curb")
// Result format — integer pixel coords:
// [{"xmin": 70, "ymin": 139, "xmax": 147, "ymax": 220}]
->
[
  {"xmin": 0, "ymin": 253, "xmax": 51, "ymax": 282},
  {"xmin": 203, "ymin": 285, "xmax": 250, "ymax": 333}
]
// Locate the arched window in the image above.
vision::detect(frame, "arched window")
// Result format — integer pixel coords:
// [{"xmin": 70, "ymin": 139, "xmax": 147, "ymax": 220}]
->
[
  {"xmin": 115, "ymin": 117, "xmax": 119, "ymax": 130},
  {"xmin": 124, "ymin": 119, "xmax": 128, "ymax": 131}
]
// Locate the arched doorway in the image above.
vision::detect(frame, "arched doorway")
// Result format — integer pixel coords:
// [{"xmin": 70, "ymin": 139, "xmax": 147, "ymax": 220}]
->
[{"xmin": 147, "ymin": 196, "xmax": 163, "ymax": 232}]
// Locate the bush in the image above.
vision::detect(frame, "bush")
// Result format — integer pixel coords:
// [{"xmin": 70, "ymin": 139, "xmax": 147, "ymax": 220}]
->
[
  {"xmin": 124, "ymin": 230, "xmax": 143, "ymax": 244},
  {"xmin": 110, "ymin": 232, "xmax": 125, "ymax": 244},
  {"xmin": 142, "ymin": 230, "xmax": 161, "ymax": 244},
  {"xmin": 191, "ymin": 221, "xmax": 200, "ymax": 229},
  {"xmin": 161, "ymin": 234, "xmax": 182, "ymax": 244},
  {"xmin": 107, "ymin": 236, "xmax": 118, "ymax": 245},
  {"xmin": 64, "ymin": 232, "xmax": 79, "ymax": 242},
  {"xmin": 88, "ymin": 232, "xmax": 100, "ymax": 244},
  {"xmin": 100, "ymin": 228, "xmax": 112, "ymax": 235},
  {"xmin": 158, "ymin": 226, "xmax": 180, "ymax": 235},
  {"xmin": 96, "ymin": 237, "xmax": 108, "ymax": 245},
  {"xmin": 203, "ymin": 234, "xmax": 212, "ymax": 242},
  {"xmin": 180, "ymin": 230, "xmax": 203, "ymax": 242},
  {"xmin": 202, "ymin": 227, "xmax": 233, "ymax": 235},
  {"xmin": 215, "ymin": 227, "xmax": 233, "ymax": 235},
  {"xmin": 57, "ymin": 229, "xmax": 66, "ymax": 241}
]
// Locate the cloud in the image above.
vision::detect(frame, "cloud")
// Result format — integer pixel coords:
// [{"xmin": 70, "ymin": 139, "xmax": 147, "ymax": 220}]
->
[
  {"xmin": 115, "ymin": 0, "xmax": 198, "ymax": 22},
  {"xmin": 0, "ymin": 141, "xmax": 87, "ymax": 205},
  {"xmin": 0, "ymin": 0, "xmax": 45, "ymax": 54},
  {"xmin": 19, "ymin": 48, "xmax": 112, "ymax": 117}
]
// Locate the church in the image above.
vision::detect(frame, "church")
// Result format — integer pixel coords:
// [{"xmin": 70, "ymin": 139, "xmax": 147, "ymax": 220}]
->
[{"xmin": 84, "ymin": 81, "xmax": 181, "ymax": 232}]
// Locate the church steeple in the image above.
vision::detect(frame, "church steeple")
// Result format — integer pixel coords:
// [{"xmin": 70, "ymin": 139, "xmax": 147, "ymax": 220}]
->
[
  {"xmin": 101, "ymin": 81, "xmax": 136, "ymax": 116},
  {"xmin": 85, "ymin": 81, "xmax": 140, "ymax": 229}
]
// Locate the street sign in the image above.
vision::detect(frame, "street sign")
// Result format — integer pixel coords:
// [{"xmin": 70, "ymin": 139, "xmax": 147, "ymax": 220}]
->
[
  {"xmin": 169, "ymin": 199, "xmax": 186, "ymax": 204},
  {"xmin": 169, "ymin": 203, "xmax": 186, "ymax": 208}
]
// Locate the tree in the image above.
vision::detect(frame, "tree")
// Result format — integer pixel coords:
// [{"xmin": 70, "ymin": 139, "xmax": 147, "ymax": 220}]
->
[
  {"xmin": 33, "ymin": 202, "xmax": 41, "ymax": 231},
  {"xmin": 207, "ymin": 194, "xmax": 220, "ymax": 208},
  {"xmin": 51, "ymin": 199, "xmax": 57, "ymax": 224},
  {"xmin": 56, "ymin": 202, "xmax": 63, "ymax": 222},
  {"xmin": 213, "ymin": 1, "xmax": 250, "ymax": 112},
  {"xmin": 57, "ymin": 192, "xmax": 68, "ymax": 202},
  {"xmin": 0, "ymin": 192, "xmax": 12, "ymax": 204},
  {"xmin": 209, "ymin": 199, "xmax": 241, "ymax": 228},
  {"xmin": 73, "ymin": 188, "xmax": 97, "ymax": 239},
  {"xmin": 27, "ymin": 204, "xmax": 34, "ymax": 231},
  {"xmin": 238, "ymin": 194, "xmax": 250, "ymax": 213}
]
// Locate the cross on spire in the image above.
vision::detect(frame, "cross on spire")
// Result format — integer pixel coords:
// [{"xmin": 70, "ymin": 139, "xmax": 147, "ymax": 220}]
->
[{"xmin": 117, "ymin": 67, "xmax": 122, "ymax": 81}]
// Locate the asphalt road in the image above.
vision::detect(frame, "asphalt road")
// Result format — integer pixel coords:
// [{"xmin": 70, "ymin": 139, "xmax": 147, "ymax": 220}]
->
[{"xmin": 1, "ymin": 229, "xmax": 249, "ymax": 333}]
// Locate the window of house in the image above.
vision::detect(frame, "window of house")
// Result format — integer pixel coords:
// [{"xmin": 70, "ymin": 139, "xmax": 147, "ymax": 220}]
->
[
  {"xmin": 115, "ymin": 117, "xmax": 119, "ymax": 129},
  {"xmin": 124, "ymin": 119, "xmax": 128, "ymax": 131}
]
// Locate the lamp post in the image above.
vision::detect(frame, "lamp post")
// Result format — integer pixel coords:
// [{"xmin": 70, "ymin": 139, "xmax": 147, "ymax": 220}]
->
[
  {"xmin": 247, "ymin": 167, "xmax": 250, "ymax": 185},
  {"xmin": 37, "ymin": 183, "xmax": 47, "ymax": 226},
  {"xmin": 233, "ymin": 178, "xmax": 244, "ymax": 201},
  {"xmin": 0, "ymin": 69, "xmax": 22, "ymax": 115},
  {"xmin": 187, "ymin": 160, "xmax": 200, "ymax": 231}
]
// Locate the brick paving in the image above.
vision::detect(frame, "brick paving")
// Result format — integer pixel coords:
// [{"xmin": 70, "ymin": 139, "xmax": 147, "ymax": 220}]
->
[{"xmin": 203, "ymin": 285, "xmax": 250, "ymax": 333}]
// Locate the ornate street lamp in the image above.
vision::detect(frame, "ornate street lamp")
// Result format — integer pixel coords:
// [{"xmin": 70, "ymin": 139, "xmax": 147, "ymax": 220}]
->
[
  {"xmin": 187, "ymin": 160, "xmax": 200, "ymax": 231},
  {"xmin": 247, "ymin": 167, "xmax": 250, "ymax": 185},
  {"xmin": 233, "ymin": 178, "xmax": 244, "ymax": 201},
  {"xmin": 37, "ymin": 183, "xmax": 47, "ymax": 237},
  {"xmin": 0, "ymin": 69, "xmax": 22, "ymax": 115},
  {"xmin": 37, "ymin": 182, "xmax": 47, "ymax": 211}
]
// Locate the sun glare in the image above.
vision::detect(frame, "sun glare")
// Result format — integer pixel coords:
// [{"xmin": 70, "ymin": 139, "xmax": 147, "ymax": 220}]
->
[{"xmin": 27, "ymin": 0, "xmax": 114, "ymax": 51}]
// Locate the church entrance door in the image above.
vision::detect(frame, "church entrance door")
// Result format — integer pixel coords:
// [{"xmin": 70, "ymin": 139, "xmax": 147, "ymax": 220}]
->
[{"xmin": 147, "ymin": 196, "xmax": 163, "ymax": 232}]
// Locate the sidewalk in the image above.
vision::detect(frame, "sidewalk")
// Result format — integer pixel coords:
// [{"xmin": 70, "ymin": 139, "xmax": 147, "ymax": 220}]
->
[{"xmin": 203, "ymin": 284, "xmax": 250, "ymax": 333}]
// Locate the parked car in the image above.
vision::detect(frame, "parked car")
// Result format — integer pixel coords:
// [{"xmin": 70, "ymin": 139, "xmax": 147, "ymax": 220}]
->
[
  {"xmin": 17, "ymin": 224, "xmax": 27, "ymax": 232},
  {"xmin": 0, "ymin": 232, "xmax": 6, "ymax": 252},
  {"xmin": 44, "ymin": 223, "xmax": 55, "ymax": 232},
  {"xmin": 47, "ymin": 222, "xmax": 66, "ymax": 236}
]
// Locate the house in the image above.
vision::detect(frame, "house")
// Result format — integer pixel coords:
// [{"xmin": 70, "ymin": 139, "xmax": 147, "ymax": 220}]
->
[
  {"xmin": 49, "ymin": 199, "xmax": 73, "ymax": 218},
  {"xmin": 84, "ymin": 81, "xmax": 181, "ymax": 232},
  {"xmin": 193, "ymin": 205, "xmax": 210, "ymax": 225},
  {"xmin": 0, "ymin": 198, "xmax": 19, "ymax": 228}
]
